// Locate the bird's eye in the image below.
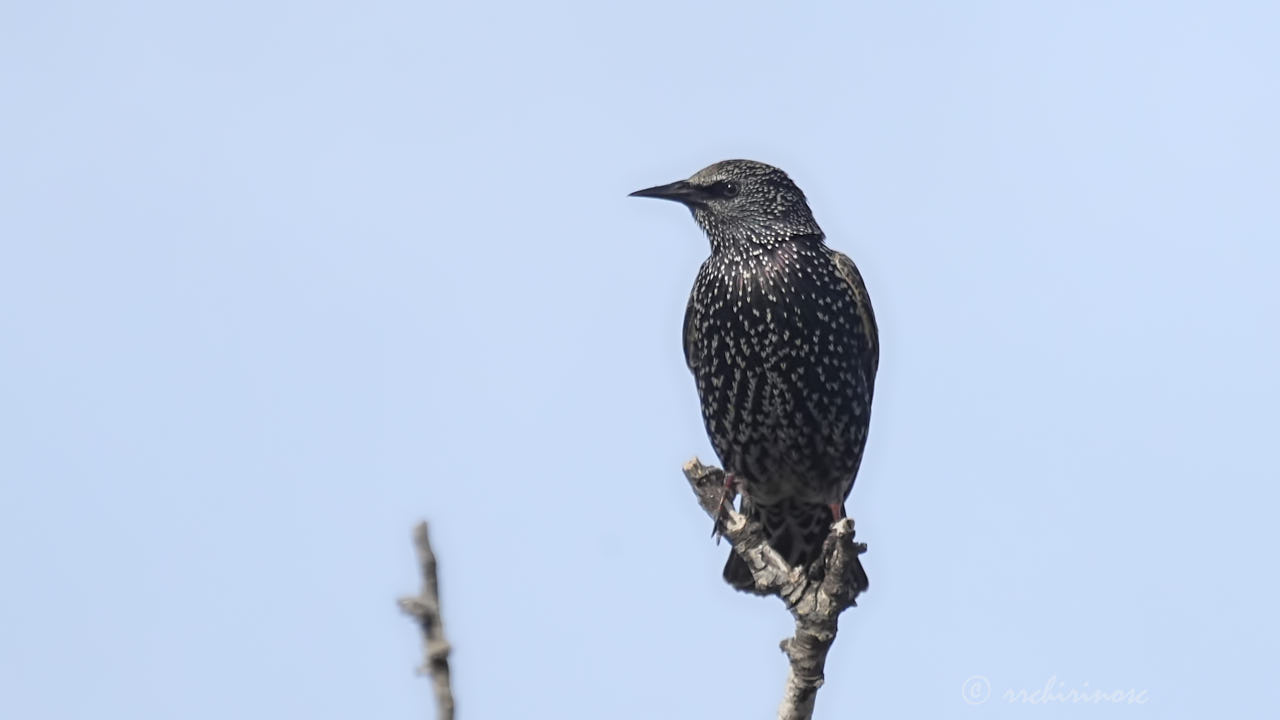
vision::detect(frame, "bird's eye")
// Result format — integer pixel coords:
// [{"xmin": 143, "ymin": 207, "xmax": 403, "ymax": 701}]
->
[{"xmin": 714, "ymin": 181, "xmax": 740, "ymax": 198}]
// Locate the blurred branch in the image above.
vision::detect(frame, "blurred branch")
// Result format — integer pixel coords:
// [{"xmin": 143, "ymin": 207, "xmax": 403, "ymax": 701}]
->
[
  {"xmin": 398, "ymin": 522, "xmax": 455, "ymax": 720},
  {"xmin": 682, "ymin": 458, "xmax": 867, "ymax": 720}
]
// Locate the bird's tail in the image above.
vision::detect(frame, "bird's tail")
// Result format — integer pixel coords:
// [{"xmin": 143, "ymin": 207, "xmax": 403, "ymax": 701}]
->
[{"xmin": 723, "ymin": 499, "xmax": 868, "ymax": 594}]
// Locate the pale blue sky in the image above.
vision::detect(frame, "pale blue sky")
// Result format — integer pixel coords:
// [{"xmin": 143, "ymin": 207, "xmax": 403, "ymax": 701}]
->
[{"xmin": 2, "ymin": 1, "xmax": 1277, "ymax": 718}]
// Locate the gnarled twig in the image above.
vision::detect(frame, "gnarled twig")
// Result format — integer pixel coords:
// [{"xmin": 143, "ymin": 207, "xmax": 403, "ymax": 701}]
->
[{"xmin": 683, "ymin": 458, "xmax": 868, "ymax": 720}]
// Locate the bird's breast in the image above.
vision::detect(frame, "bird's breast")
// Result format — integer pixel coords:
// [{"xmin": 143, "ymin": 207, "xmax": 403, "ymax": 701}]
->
[
  {"xmin": 691, "ymin": 248, "xmax": 858, "ymax": 372},
  {"xmin": 686, "ymin": 244, "xmax": 874, "ymax": 502}
]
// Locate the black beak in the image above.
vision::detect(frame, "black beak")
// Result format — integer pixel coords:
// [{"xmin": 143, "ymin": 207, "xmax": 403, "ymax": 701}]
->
[{"xmin": 628, "ymin": 180, "xmax": 704, "ymax": 205}]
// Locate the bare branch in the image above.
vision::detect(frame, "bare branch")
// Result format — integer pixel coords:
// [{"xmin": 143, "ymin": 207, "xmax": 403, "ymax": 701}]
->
[
  {"xmin": 683, "ymin": 458, "xmax": 868, "ymax": 720},
  {"xmin": 398, "ymin": 522, "xmax": 456, "ymax": 720}
]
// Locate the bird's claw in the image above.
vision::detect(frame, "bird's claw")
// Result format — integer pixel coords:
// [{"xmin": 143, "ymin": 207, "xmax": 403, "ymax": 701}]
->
[{"xmin": 710, "ymin": 472, "xmax": 738, "ymax": 543}]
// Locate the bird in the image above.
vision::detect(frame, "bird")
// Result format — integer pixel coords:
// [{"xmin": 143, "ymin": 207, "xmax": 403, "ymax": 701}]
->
[{"xmin": 630, "ymin": 160, "xmax": 877, "ymax": 593}]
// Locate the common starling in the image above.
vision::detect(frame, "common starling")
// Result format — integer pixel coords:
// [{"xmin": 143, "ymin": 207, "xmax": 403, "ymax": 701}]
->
[{"xmin": 631, "ymin": 160, "xmax": 878, "ymax": 593}]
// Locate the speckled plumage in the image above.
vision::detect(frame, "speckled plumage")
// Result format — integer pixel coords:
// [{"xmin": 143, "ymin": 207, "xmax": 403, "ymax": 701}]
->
[{"xmin": 632, "ymin": 160, "xmax": 878, "ymax": 592}]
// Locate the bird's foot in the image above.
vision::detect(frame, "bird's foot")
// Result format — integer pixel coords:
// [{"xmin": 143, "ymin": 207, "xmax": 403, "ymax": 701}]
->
[{"xmin": 710, "ymin": 472, "xmax": 739, "ymax": 543}]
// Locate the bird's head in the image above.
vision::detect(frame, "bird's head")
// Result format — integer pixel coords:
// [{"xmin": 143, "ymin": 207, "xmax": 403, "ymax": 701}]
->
[{"xmin": 630, "ymin": 159, "xmax": 823, "ymax": 252}]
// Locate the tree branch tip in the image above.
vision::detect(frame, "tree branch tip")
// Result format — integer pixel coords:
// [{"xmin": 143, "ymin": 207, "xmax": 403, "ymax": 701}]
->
[{"xmin": 402, "ymin": 521, "xmax": 456, "ymax": 720}]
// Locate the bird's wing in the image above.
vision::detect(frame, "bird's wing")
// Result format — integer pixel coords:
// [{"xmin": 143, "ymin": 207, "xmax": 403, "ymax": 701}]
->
[
  {"xmin": 682, "ymin": 288, "xmax": 700, "ymax": 371},
  {"xmin": 831, "ymin": 250, "xmax": 879, "ymax": 377}
]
